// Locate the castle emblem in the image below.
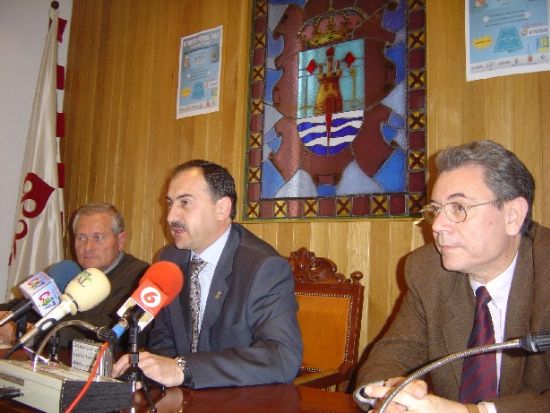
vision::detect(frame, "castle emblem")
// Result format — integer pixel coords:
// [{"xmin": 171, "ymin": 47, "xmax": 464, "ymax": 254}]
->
[
  {"xmin": 297, "ymin": 41, "xmax": 364, "ymax": 156},
  {"xmin": 296, "ymin": 1, "xmax": 367, "ymax": 158}
]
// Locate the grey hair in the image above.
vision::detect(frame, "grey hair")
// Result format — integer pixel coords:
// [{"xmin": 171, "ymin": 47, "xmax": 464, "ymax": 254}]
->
[
  {"xmin": 72, "ymin": 203, "xmax": 125, "ymax": 235},
  {"xmin": 435, "ymin": 140, "xmax": 535, "ymax": 234}
]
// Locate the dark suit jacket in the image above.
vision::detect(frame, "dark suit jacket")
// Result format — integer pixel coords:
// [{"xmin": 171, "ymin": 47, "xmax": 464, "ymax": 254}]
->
[
  {"xmin": 148, "ymin": 223, "xmax": 303, "ymax": 388},
  {"xmin": 355, "ymin": 223, "xmax": 550, "ymax": 412}
]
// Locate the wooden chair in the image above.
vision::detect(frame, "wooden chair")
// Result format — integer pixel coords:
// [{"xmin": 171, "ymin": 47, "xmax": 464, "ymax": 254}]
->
[{"xmin": 289, "ymin": 247, "xmax": 364, "ymax": 390}]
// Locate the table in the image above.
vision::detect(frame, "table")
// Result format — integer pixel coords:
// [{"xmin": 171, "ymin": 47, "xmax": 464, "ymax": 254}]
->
[
  {"xmin": 0, "ymin": 382, "xmax": 361, "ymax": 412},
  {"xmin": 0, "ymin": 347, "xmax": 361, "ymax": 413}
]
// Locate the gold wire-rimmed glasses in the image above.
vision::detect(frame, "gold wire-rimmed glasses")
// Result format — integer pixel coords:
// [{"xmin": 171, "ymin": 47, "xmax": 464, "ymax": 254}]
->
[{"xmin": 420, "ymin": 200, "xmax": 497, "ymax": 224}]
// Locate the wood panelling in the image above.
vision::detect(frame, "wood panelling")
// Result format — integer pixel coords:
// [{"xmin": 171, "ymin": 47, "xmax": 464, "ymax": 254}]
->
[{"xmin": 63, "ymin": 0, "xmax": 550, "ymax": 366}]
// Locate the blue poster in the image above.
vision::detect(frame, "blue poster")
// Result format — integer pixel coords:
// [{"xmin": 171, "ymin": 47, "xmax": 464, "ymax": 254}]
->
[
  {"xmin": 466, "ymin": 0, "xmax": 550, "ymax": 80},
  {"xmin": 177, "ymin": 26, "xmax": 222, "ymax": 118}
]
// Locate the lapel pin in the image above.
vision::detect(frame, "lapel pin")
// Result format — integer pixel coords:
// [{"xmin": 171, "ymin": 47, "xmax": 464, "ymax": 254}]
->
[{"xmin": 215, "ymin": 291, "xmax": 223, "ymax": 300}]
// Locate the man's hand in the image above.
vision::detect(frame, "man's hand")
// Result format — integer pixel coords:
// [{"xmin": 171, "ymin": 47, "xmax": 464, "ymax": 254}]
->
[
  {"xmin": 112, "ymin": 351, "xmax": 184, "ymax": 388},
  {"xmin": 364, "ymin": 377, "xmax": 477, "ymax": 413},
  {"xmin": 363, "ymin": 377, "xmax": 425, "ymax": 413}
]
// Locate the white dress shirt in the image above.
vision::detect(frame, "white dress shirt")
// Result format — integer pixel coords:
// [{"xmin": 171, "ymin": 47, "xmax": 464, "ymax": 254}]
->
[
  {"xmin": 468, "ymin": 252, "xmax": 518, "ymax": 413},
  {"xmin": 191, "ymin": 225, "xmax": 231, "ymax": 332}
]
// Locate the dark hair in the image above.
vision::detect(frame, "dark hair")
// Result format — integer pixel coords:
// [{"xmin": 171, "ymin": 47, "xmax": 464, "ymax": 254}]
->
[
  {"xmin": 171, "ymin": 160, "xmax": 237, "ymax": 220},
  {"xmin": 72, "ymin": 203, "xmax": 125, "ymax": 235},
  {"xmin": 435, "ymin": 140, "xmax": 535, "ymax": 234}
]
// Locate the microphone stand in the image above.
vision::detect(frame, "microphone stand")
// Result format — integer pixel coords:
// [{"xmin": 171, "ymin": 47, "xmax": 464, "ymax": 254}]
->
[
  {"xmin": 14, "ymin": 315, "xmax": 27, "ymax": 340},
  {"xmin": 378, "ymin": 332, "xmax": 550, "ymax": 413},
  {"xmin": 3, "ymin": 316, "xmax": 29, "ymax": 360},
  {"xmin": 47, "ymin": 332, "xmax": 60, "ymax": 361},
  {"xmin": 117, "ymin": 311, "xmax": 157, "ymax": 413}
]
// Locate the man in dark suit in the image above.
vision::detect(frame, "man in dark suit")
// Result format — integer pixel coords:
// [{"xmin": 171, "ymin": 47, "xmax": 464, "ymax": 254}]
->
[
  {"xmin": 112, "ymin": 160, "xmax": 302, "ymax": 388},
  {"xmin": 354, "ymin": 141, "xmax": 550, "ymax": 412}
]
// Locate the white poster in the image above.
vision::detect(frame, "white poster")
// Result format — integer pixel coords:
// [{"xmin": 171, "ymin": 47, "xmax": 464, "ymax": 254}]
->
[{"xmin": 466, "ymin": 0, "xmax": 550, "ymax": 81}]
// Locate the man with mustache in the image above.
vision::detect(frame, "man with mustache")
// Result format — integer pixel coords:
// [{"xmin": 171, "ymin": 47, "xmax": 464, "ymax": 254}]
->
[
  {"xmin": 112, "ymin": 159, "xmax": 302, "ymax": 388},
  {"xmin": 354, "ymin": 141, "xmax": 550, "ymax": 412}
]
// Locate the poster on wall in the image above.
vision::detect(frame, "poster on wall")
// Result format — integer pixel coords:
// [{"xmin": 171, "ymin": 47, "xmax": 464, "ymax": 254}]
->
[
  {"xmin": 466, "ymin": 0, "xmax": 550, "ymax": 81},
  {"xmin": 176, "ymin": 26, "xmax": 222, "ymax": 118}
]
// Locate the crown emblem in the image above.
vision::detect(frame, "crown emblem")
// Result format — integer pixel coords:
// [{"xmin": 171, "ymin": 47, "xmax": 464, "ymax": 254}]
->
[{"xmin": 299, "ymin": 0, "xmax": 368, "ymax": 47}]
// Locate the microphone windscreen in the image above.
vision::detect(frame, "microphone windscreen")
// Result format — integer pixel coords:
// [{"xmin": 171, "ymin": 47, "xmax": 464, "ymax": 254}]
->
[
  {"xmin": 47, "ymin": 260, "xmax": 82, "ymax": 291},
  {"xmin": 64, "ymin": 268, "xmax": 111, "ymax": 311},
  {"xmin": 139, "ymin": 261, "xmax": 184, "ymax": 302}
]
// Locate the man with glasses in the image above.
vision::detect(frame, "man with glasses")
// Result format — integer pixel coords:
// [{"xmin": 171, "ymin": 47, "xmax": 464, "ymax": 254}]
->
[
  {"xmin": 0, "ymin": 203, "xmax": 149, "ymax": 347},
  {"xmin": 354, "ymin": 141, "xmax": 550, "ymax": 412},
  {"xmin": 61, "ymin": 203, "xmax": 149, "ymax": 346}
]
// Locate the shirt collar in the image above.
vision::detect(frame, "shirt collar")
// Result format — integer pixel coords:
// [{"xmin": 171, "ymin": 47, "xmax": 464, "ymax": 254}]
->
[
  {"xmin": 191, "ymin": 225, "xmax": 231, "ymax": 266},
  {"xmin": 104, "ymin": 252, "xmax": 125, "ymax": 274},
  {"xmin": 469, "ymin": 252, "xmax": 517, "ymax": 310}
]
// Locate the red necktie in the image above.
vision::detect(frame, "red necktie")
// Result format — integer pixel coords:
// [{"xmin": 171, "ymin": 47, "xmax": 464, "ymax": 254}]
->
[{"xmin": 459, "ymin": 286, "xmax": 497, "ymax": 403}]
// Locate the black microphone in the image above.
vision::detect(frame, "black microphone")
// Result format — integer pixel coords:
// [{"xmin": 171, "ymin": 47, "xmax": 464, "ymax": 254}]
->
[
  {"xmin": 0, "ymin": 300, "xmax": 33, "ymax": 327},
  {"xmin": 518, "ymin": 331, "xmax": 550, "ymax": 352},
  {"xmin": 371, "ymin": 332, "xmax": 550, "ymax": 413}
]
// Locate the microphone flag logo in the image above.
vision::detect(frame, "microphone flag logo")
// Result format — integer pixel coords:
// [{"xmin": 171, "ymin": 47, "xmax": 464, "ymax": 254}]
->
[
  {"xmin": 140, "ymin": 286, "xmax": 162, "ymax": 309},
  {"xmin": 136, "ymin": 279, "xmax": 168, "ymax": 315}
]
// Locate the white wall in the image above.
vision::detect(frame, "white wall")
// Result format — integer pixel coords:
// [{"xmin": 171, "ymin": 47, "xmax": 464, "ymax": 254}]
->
[{"xmin": 0, "ymin": 0, "xmax": 72, "ymax": 299}]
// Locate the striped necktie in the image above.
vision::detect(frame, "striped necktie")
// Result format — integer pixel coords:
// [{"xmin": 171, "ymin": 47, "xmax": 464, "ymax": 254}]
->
[{"xmin": 459, "ymin": 286, "xmax": 497, "ymax": 403}]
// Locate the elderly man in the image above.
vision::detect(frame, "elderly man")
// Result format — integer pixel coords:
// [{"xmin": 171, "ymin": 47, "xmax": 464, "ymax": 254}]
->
[
  {"xmin": 113, "ymin": 160, "xmax": 302, "ymax": 388},
  {"xmin": 61, "ymin": 203, "xmax": 149, "ymax": 345},
  {"xmin": 354, "ymin": 141, "xmax": 550, "ymax": 413},
  {"xmin": 0, "ymin": 203, "xmax": 149, "ymax": 347}
]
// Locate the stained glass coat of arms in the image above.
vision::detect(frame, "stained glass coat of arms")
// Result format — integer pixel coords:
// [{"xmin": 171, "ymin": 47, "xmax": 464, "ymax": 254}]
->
[{"xmin": 245, "ymin": 0, "xmax": 426, "ymax": 220}]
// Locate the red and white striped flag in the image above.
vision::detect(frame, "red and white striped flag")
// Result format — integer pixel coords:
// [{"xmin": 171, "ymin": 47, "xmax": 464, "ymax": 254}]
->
[{"xmin": 7, "ymin": 6, "xmax": 66, "ymax": 297}]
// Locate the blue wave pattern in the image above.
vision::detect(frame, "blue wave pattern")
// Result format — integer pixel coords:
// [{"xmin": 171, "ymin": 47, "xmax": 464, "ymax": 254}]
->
[{"xmin": 297, "ymin": 110, "xmax": 363, "ymax": 155}]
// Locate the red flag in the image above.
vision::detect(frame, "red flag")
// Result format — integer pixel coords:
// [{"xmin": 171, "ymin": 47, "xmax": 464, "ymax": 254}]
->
[{"xmin": 7, "ymin": 7, "xmax": 64, "ymax": 297}]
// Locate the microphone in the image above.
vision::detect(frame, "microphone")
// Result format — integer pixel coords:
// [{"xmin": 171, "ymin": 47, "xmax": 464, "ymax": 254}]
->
[
  {"xmin": 99, "ymin": 261, "xmax": 183, "ymax": 342},
  {"xmin": 13, "ymin": 268, "xmax": 111, "ymax": 349},
  {"xmin": 0, "ymin": 260, "xmax": 81, "ymax": 327},
  {"xmin": 518, "ymin": 331, "xmax": 550, "ymax": 352},
  {"xmin": 374, "ymin": 332, "xmax": 550, "ymax": 413}
]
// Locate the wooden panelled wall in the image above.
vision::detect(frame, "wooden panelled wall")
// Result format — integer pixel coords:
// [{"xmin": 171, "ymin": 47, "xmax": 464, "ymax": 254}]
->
[{"xmin": 63, "ymin": 0, "xmax": 550, "ymax": 362}]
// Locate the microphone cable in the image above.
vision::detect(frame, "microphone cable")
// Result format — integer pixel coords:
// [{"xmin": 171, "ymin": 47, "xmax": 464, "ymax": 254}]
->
[
  {"xmin": 33, "ymin": 319, "xmax": 101, "ymax": 366},
  {"xmin": 63, "ymin": 341, "xmax": 110, "ymax": 413},
  {"xmin": 33, "ymin": 320, "xmax": 115, "ymax": 413}
]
